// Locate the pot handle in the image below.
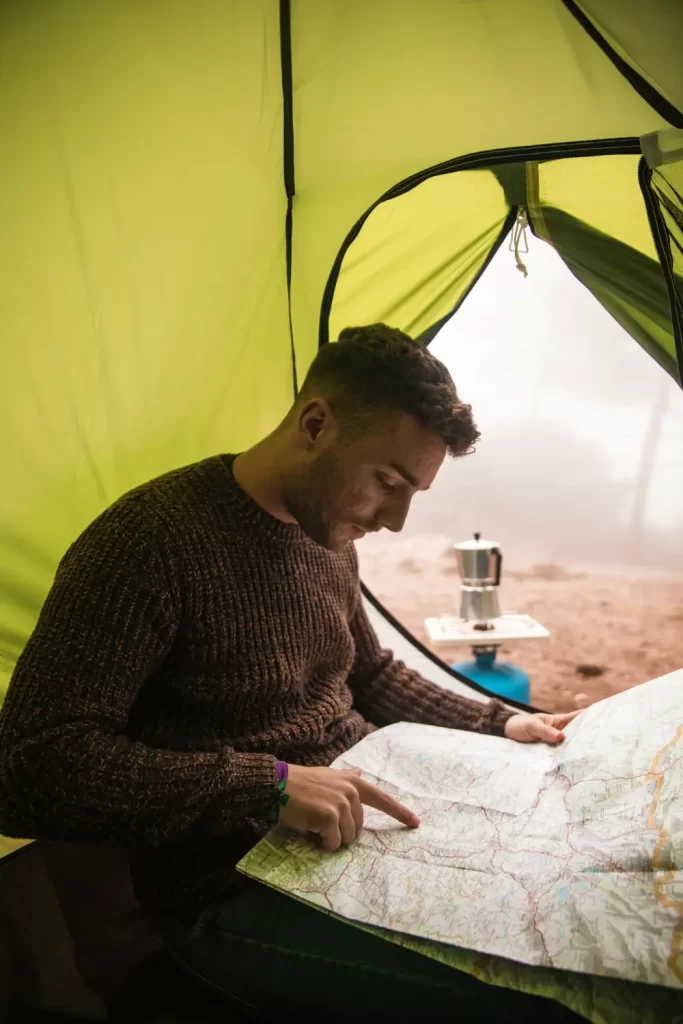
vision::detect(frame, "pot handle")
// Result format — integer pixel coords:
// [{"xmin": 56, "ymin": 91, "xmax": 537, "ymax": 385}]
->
[{"xmin": 491, "ymin": 547, "xmax": 502, "ymax": 586}]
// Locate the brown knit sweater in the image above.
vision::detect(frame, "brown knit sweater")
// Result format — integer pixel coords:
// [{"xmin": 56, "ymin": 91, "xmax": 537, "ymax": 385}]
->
[{"xmin": 0, "ymin": 455, "xmax": 513, "ymax": 911}]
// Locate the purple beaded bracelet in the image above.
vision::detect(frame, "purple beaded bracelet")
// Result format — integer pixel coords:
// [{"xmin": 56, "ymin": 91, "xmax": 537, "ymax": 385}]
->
[{"xmin": 273, "ymin": 760, "xmax": 290, "ymax": 818}]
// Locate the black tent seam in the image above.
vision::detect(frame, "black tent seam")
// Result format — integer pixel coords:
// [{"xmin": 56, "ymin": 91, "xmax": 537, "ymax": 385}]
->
[
  {"xmin": 318, "ymin": 136, "xmax": 640, "ymax": 346},
  {"xmin": 560, "ymin": 0, "xmax": 683, "ymax": 129},
  {"xmin": 638, "ymin": 158, "xmax": 683, "ymax": 385},
  {"xmin": 279, "ymin": 0, "xmax": 298, "ymax": 396},
  {"xmin": 652, "ymin": 184, "xmax": 683, "ymax": 259},
  {"xmin": 421, "ymin": 207, "xmax": 519, "ymax": 348},
  {"xmin": 361, "ymin": 584, "xmax": 542, "ymax": 713}
]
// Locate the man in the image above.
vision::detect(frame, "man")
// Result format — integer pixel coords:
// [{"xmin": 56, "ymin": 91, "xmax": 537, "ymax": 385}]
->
[{"xmin": 0, "ymin": 324, "xmax": 580, "ymax": 1022}]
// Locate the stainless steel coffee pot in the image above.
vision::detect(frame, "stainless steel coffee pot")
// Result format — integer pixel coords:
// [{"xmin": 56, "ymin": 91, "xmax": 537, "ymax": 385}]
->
[{"xmin": 453, "ymin": 533, "xmax": 502, "ymax": 622}]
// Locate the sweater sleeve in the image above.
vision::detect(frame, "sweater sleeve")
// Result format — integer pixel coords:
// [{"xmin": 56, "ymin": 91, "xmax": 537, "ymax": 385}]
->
[
  {"xmin": 0, "ymin": 498, "xmax": 278, "ymax": 847},
  {"xmin": 347, "ymin": 595, "xmax": 514, "ymax": 737}
]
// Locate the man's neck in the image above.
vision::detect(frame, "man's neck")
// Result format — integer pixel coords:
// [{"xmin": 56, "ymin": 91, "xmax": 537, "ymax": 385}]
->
[{"xmin": 231, "ymin": 440, "xmax": 296, "ymax": 524}]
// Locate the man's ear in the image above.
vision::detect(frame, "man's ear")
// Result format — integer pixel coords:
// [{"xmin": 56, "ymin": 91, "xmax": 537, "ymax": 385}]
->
[{"xmin": 297, "ymin": 398, "xmax": 336, "ymax": 448}]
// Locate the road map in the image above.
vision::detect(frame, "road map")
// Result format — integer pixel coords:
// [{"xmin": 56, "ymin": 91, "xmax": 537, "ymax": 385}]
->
[{"xmin": 239, "ymin": 670, "xmax": 683, "ymax": 1024}]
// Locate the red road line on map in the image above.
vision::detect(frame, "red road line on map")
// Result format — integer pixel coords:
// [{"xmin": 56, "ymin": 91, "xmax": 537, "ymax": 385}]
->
[{"xmin": 646, "ymin": 723, "xmax": 683, "ymax": 984}]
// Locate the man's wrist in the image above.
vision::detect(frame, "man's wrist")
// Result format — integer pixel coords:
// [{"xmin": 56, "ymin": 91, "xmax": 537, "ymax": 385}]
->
[{"xmin": 491, "ymin": 702, "xmax": 517, "ymax": 737}]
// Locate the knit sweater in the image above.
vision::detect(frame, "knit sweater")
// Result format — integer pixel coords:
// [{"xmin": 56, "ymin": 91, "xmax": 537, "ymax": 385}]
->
[{"xmin": 0, "ymin": 455, "xmax": 514, "ymax": 911}]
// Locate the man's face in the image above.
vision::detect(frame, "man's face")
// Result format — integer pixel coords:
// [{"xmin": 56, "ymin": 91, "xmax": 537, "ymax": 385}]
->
[{"xmin": 282, "ymin": 406, "xmax": 446, "ymax": 551}]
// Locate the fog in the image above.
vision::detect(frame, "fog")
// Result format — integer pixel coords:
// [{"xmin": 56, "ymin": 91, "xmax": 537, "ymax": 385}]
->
[{"xmin": 402, "ymin": 234, "xmax": 683, "ymax": 573}]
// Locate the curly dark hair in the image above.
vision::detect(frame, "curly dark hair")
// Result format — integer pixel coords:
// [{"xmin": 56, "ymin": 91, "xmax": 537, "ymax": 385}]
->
[{"xmin": 296, "ymin": 323, "xmax": 479, "ymax": 457}]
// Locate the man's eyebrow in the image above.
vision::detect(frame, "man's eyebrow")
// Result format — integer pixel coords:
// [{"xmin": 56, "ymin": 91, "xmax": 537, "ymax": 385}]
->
[{"xmin": 389, "ymin": 462, "xmax": 430, "ymax": 491}]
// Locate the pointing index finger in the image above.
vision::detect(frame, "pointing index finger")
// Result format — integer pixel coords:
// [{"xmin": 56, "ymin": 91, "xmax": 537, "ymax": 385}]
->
[{"xmin": 354, "ymin": 777, "xmax": 420, "ymax": 829}]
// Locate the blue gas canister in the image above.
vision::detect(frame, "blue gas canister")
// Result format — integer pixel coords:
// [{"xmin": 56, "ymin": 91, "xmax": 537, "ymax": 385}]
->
[{"xmin": 453, "ymin": 648, "xmax": 530, "ymax": 704}]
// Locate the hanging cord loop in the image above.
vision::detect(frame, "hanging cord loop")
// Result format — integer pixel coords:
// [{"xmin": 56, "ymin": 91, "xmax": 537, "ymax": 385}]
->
[{"xmin": 509, "ymin": 207, "xmax": 529, "ymax": 277}]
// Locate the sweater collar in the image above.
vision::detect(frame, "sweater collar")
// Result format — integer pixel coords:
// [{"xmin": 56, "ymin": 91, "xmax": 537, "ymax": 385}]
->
[{"xmin": 214, "ymin": 454, "xmax": 307, "ymax": 545}]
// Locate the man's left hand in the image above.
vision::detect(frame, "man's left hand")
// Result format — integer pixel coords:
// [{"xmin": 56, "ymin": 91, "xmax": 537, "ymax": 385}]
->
[{"xmin": 504, "ymin": 710, "xmax": 581, "ymax": 744}]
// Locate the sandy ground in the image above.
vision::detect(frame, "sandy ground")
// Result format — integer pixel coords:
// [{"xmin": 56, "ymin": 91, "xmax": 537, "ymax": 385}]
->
[{"xmin": 358, "ymin": 534, "xmax": 683, "ymax": 712}]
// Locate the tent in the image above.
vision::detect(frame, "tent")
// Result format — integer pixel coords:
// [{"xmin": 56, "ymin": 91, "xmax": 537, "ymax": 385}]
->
[
  {"xmin": 1, "ymin": 0, "xmax": 682, "ymax": 709},
  {"xmin": 0, "ymin": 1, "xmax": 682, "ymax": 1020}
]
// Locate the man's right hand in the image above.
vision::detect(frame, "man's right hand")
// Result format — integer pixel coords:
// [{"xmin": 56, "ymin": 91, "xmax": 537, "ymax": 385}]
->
[{"xmin": 279, "ymin": 764, "xmax": 420, "ymax": 851}]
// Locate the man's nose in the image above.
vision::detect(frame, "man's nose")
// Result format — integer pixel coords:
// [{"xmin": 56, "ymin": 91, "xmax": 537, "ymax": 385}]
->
[{"xmin": 380, "ymin": 496, "xmax": 411, "ymax": 533}]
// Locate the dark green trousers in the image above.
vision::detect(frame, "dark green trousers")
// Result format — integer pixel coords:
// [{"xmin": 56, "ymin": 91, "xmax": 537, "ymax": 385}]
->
[{"xmin": 158, "ymin": 882, "xmax": 587, "ymax": 1023}]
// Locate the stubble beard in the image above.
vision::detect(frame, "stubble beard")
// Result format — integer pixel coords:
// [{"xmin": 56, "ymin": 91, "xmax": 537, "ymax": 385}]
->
[{"xmin": 281, "ymin": 450, "xmax": 345, "ymax": 550}]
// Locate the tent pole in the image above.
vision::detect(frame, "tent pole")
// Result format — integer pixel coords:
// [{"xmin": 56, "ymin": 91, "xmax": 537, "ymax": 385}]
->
[{"xmin": 279, "ymin": 0, "xmax": 298, "ymax": 397}]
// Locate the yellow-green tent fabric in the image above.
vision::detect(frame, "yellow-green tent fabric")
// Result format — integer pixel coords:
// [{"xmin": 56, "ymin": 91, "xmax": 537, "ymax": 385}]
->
[
  {"xmin": 1, "ymin": 0, "xmax": 682, "ymax": 698},
  {"xmin": 0, "ymin": 2, "xmax": 682, "ymax": 1017}
]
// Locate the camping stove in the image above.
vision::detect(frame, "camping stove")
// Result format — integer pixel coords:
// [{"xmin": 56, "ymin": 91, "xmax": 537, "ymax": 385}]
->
[{"xmin": 423, "ymin": 533, "xmax": 550, "ymax": 703}]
